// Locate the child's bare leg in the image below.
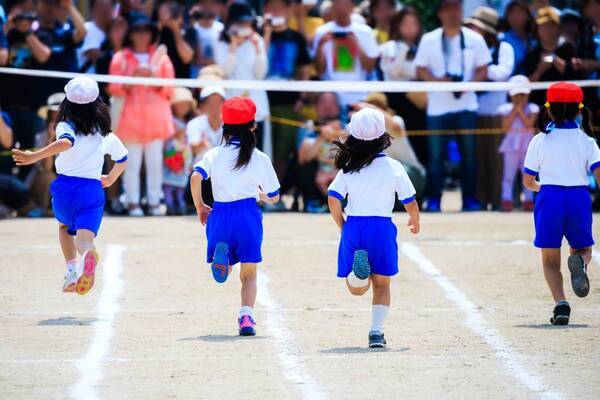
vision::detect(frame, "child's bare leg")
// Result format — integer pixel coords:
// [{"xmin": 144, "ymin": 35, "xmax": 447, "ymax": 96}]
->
[
  {"xmin": 58, "ymin": 224, "xmax": 77, "ymax": 262},
  {"xmin": 346, "ymin": 276, "xmax": 370, "ymax": 295},
  {"xmin": 570, "ymin": 247, "xmax": 592, "ymax": 265},
  {"xmin": 75, "ymin": 229, "xmax": 96, "ymax": 256},
  {"xmin": 541, "ymin": 248, "xmax": 565, "ymax": 302},
  {"xmin": 240, "ymin": 263, "xmax": 257, "ymax": 309}
]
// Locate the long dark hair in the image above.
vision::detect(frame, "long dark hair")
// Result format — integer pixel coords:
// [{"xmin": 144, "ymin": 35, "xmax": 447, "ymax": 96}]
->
[
  {"xmin": 222, "ymin": 121, "xmax": 257, "ymax": 170},
  {"xmin": 388, "ymin": 6, "xmax": 422, "ymax": 45},
  {"xmin": 500, "ymin": 0, "xmax": 534, "ymax": 35},
  {"xmin": 333, "ymin": 133, "xmax": 392, "ymax": 173},
  {"xmin": 537, "ymin": 102, "xmax": 595, "ymax": 138},
  {"xmin": 56, "ymin": 98, "xmax": 112, "ymax": 137}
]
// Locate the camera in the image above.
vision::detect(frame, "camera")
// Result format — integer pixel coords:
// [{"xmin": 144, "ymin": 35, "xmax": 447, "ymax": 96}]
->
[
  {"xmin": 12, "ymin": 12, "xmax": 37, "ymax": 22},
  {"xmin": 446, "ymin": 73, "xmax": 464, "ymax": 99}
]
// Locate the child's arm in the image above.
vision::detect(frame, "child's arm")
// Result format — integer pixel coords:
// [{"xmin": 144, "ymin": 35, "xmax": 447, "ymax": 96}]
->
[
  {"xmin": 11, "ymin": 138, "xmax": 72, "ymax": 166},
  {"xmin": 259, "ymin": 191, "xmax": 280, "ymax": 204},
  {"xmin": 190, "ymin": 171, "xmax": 212, "ymax": 225},
  {"xmin": 327, "ymin": 196, "xmax": 345, "ymax": 230},
  {"xmin": 404, "ymin": 199, "xmax": 420, "ymax": 234},
  {"xmin": 101, "ymin": 160, "xmax": 128, "ymax": 188},
  {"xmin": 523, "ymin": 173, "xmax": 541, "ymax": 192},
  {"xmin": 594, "ymin": 168, "xmax": 600, "ymax": 189},
  {"xmin": 501, "ymin": 107, "xmax": 519, "ymax": 132}
]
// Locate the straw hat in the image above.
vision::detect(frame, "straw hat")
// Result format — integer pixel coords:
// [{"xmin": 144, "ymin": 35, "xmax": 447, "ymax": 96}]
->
[
  {"xmin": 364, "ymin": 92, "xmax": 394, "ymax": 115},
  {"xmin": 171, "ymin": 87, "xmax": 197, "ymax": 108},
  {"xmin": 464, "ymin": 7, "xmax": 499, "ymax": 36}
]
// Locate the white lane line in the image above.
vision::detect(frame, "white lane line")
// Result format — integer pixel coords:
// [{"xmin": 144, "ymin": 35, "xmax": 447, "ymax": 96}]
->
[
  {"xmin": 256, "ymin": 271, "xmax": 327, "ymax": 400},
  {"xmin": 592, "ymin": 250, "xmax": 600, "ymax": 267},
  {"xmin": 70, "ymin": 244, "xmax": 126, "ymax": 400},
  {"xmin": 401, "ymin": 243, "xmax": 562, "ymax": 400}
]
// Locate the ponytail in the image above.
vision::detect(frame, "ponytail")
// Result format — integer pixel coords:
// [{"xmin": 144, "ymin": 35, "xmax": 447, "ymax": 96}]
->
[
  {"xmin": 537, "ymin": 102, "xmax": 593, "ymax": 137},
  {"xmin": 580, "ymin": 105, "xmax": 595, "ymax": 139},
  {"xmin": 222, "ymin": 121, "xmax": 257, "ymax": 170},
  {"xmin": 537, "ymin": 105, "xmax": 552, "ymax": 134}
]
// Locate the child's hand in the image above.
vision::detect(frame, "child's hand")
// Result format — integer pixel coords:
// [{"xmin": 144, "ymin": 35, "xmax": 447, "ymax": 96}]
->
[
  {"xmin": 407, "ymin": 217, "xmax": 420, "ymax": 234},
  {"xmin": 11, "ymin": 149, "xmax": 37, "ymax": 166},
  {"xmin": 197, "ymin": 204, "xmax": 212, "ymax": 225},
  {"xmin": 101, "ymin": 175, "xmax": 114, "ymax": 188}
]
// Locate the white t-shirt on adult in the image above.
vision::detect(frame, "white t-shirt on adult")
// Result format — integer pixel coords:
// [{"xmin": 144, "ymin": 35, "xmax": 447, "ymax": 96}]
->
[
  {"xmin": 414, "ymin": 27, "xmax": 491, "ymax": 116},
  {"xmin": 186, "ymin": 114, "xmax": 223, "ymax": 164},
  {"xmin": 524, "ymin": 126, "xmax": 600, "ymax": 186},
  {"xmin": 77, "ymin": 21, "xmax": 106, "ymax": 73},
  {"xmin": 312, "ymin": 21, "xmax": 379, "ymax": 106},
  {"xmin": 478, "ymin": 41, "xmax": 515, "ymax": 116},
  {"xmin": 194, "ymin": 20, "xmax": 223, "ymax": 59},
  {"xmin": 328, "ymin": 155, "xmax": 416, "ymax": 217},
  {"xmin": 55, "ymin": 121, "xmax": 128, "ymax": 180},
  {"xmin": 194, "ymin": 142, "xmax": 280, "ymax": 202}
]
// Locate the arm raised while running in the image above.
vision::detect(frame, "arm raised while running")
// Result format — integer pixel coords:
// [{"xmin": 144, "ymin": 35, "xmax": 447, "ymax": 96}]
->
[
  {"xmin": 11, "ymin": 138, "xmax": 72, "ymax": 166},
  {"xmin": 190, "ymin": 171, "xmax": 212, "ymax": 225}
]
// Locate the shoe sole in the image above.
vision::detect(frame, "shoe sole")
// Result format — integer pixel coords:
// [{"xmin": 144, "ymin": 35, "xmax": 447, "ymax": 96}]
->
[
  {"xmin": 551, "ymin": 315, "xmax": 570, "ymax": 326},
  {"xmin": 352, "ymin": 250, "xmax": 371, "ymax": 280},
  {"xmin": 76, "ymin": 250, "xmax": 99, "ymax": 296},
  {"xmin": 369, "ymin": 342, "xmax": 386, "ymax": 349},
  {"xmin": 239, "ymin": 328, "xmax": 256, "ymax": 336},
  {"xmin": 63, "ymin": 282, "xmax": 76, "ymax": 293},
  {"xmin": 568, "ymin": 255, "xmax": 590, "ymax": 298},
  {"xmin": 211, "ymin": 242, "xmax": 230, "ymax": 284}
]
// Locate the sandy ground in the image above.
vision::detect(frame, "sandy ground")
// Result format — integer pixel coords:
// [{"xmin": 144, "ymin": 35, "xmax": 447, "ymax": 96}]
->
[{"xmin": 1, "ymin": 195, "xmax": 599, "ymax": 400}]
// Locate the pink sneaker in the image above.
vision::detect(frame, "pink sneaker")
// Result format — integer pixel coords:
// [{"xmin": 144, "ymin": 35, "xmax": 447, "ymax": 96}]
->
[
  {"xmin": 76, "ymin": 250, "xmax": 99, "ymax": 296},
  {"xmin": 238, "ymin": 315, "xmax": 256, "ymax": 336}
]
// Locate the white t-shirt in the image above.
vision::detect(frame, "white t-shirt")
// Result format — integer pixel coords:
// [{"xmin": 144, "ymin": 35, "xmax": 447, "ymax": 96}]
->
[
  {"xmin": 478, "ymin": 41, "xmax": 515, "ymax": 116},
  {"xmin": 328, "ymin": 155, "xmax": 416, "ymax": 217},
  {"xmin": 194, "ymin": 21, "xmax": 223, "ymax": 60},
  {"xmin": 77, "ymin": 21, "xmax": 106, "ymax": 73},
  {"xmin": 523, "ymin": 125, "xmax": 600, "ymax": 186},
  {"xmin": 414, "ymin": 27, "xmax": 491, "ymax": 116},
  {"xmin": 186, "ymin": 114, "xmax": 223, "ymax": 164},
  {"xmin": 194, "ymin": 142, "xmax": 280, "ymax": 202},
  {"xmin": 133, "ymin": 52, "xmax": 150, "ymax": 66},
  {"xmin": 55, "ymin": 121, "xmax": 128, "ymax": 180},
  {"xmin": 312, "ymin": 21, "xmax": 379, "ymax": 105}
]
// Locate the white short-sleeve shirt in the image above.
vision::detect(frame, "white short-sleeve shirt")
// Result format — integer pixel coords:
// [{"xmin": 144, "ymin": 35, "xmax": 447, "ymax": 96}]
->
[
  {"xmin": 414, "ymin": 27, "xmax": 491, "ymax": 116},
  {"xmin": 194, "ymin": 141, "xmax": 280, "ymax": 202},
  {"xmin": 54, "ymin": 121, "xmax": 128, "ymax": 180},
  {"xmin": 186, "ymin": 114, "xmax": 223, "ymax": 164},
  {"xmin": 328, "ymin": 154, "xmax": 416, "ymax": 217},
  {"xmin": 523, "ymin": 124, "xmax": 600, "ymax": 186}
]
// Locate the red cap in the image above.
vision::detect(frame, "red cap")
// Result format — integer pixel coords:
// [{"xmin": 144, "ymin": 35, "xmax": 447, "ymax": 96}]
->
[
  {"xmin": 221, "ymin": 96, "xmax": 256, "ymax": 125},
  {"xmin": 546, "ymin": 82, "xmax": 584, "ymax": 103}
]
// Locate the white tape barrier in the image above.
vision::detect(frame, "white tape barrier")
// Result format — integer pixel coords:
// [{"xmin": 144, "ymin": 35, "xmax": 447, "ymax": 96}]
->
[{"xmin": 1, "ymin": 67, "xmax": 600, "ymax": 93}]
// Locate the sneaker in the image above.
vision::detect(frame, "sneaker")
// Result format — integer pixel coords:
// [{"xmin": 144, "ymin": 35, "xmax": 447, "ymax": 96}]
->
[
  {"xmin": 305, "ymin": 200, "xmax": 328, "ymax": 214},
  {"xmin": 211, "ymin": 242, "xmax": 230, "ymax": 283},
  {"xmin": 76, "ymin": 250, "xmax": 99, "ymax": 296},
  {"xmin": 462, "ymin": 197, "xmax": 484, "ymax": 212},
  {"xmin": 500, "ymin": 200, "xmax": 513, "ymax": 212},
  {"xmin": 128, "ymin": 207, "xmax": 144, "ymax": 217},
  {"xmin": 550, "ymin": 302, "xmax": 571, "ymax": 326},
  {"xmin": 368, "ymin": 331, "xmax": 386, "ymax": 348},
  {"xmin": 238, "ymin": 315, "xmax": 256, "ymax": 336},
  {"xmin": 352, "ymin": 250, "xmax": 371, "ymax": 280},
  {"xmin": 62, "ymin": 262, "xmax": 80, "ymax": 293},
  {"xmin": 568, "ymin": 254, "xmax": 590, "ymax": 298},
  {"xmin": 424, "ymin": 198, "xmax": 441, "ymax": 213},
  {"xmin": 522, "ymin": 200, "xmax": 534, "ymax": 212},
  {"xmin": 147, "ymin": 205, "xmax": 166, "ymax": 216}
]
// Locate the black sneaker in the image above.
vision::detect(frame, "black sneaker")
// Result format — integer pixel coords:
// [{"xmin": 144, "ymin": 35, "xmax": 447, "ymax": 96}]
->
[
  {"xmin": 550, "ymin": 303, "xmax": 571, "ymax": 326},
  {"xmin": 368, "ymin": 331, "xmax": 386, "ymax": 348},
  {"xmin": 568, "ymin": 255, "xmax": 590, "ymax": 298}
]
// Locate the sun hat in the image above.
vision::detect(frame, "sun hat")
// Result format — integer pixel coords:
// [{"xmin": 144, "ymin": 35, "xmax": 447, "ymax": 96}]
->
[
  {"xmin": 348, "ymin": 108, "xmax": 386, "ymax": 141},
  {"xmin": 545, "ymin": 82, "xmax": 584, "ymax": 105},
  {"xmin": 535, "ymin": 6, "xmax": 560, "ymax": 25},
  {"xmin": 200, "ymin": 86, "xmax": 226, "ymax": 100},
  {"xmin": 464, "ymin": 6, "xmax": 499, "ymax": 35},
  {"xmin": 222, "ymin": 96, "xmax": 256, "ymax": 125},
  {"xmin": 364, "ymin": 92, "xmax": 394, "ymax": 114},
  {"xmin": 228, "ymin": 1, "xmax": 255, "ymax": 24},
  {"xmin": 64, "ymin": 76, "xmax": 99, "ymax": 105},
  {"xmin": 38, "ymin": 92, "xmax": 66, "ymax": 119},
  {"xmin": 171, "ymin": 87, "xmax": 197, "ymax": 107},
  {"xmin": 508, "ymin": 75, "xmax": 531, "ymax": 97}
]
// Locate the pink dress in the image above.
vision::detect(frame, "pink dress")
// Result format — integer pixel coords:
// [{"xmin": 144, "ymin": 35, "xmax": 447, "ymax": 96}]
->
[{"xmin": 498, "ymin": 103, "xmax": 540, "ymax": 154}]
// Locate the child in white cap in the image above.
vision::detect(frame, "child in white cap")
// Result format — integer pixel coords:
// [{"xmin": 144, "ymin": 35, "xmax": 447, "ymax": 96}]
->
[
  {"xmin": 12, "ymin": 76, "xmax": 128, "ymax": 295},
  {"xmin": 327, "ymin": 107, "xmax": 420, "ymax": 348},
  {"xmin": 497, "ymin": 75, "xmax": 539, "ymax": 212}
]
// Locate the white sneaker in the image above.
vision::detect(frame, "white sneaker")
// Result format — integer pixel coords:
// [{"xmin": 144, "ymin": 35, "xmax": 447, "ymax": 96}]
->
[
  {"xmin": 147, "ymin": 205, "xmax": 166, "ymax": 216},
  {"xmin": 128, "ymin": 207, "xmax": 144, "ymax": 217},
  {"xmin": 62, "ymin": 263, "xmax": 80, "ymax": 293}
]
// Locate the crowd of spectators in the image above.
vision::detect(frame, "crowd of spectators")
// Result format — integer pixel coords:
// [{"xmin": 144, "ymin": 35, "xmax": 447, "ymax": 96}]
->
[{"xmin": 0, "ymin": 0, "xmax": 599, "ymax": 217}]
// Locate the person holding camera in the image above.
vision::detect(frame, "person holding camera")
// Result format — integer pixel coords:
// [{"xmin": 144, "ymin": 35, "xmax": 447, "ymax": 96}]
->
[
  {"xmin": 189, "ymin": 0, "xmax": 225, "ymax": 75},
  {"xmin": 157, "ymin": 0, "xmax": 196, "ymax": 78},
  {"xmin": 77, "ymin": 0, "xmax": 114, "ymax": 74},
  {"xmin": 414, "ymin": 0, "xmax": 490, "ymax": 212}
]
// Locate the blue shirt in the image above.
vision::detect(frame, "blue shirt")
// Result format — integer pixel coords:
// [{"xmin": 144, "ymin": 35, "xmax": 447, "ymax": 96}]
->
[{"xmin": 500, "ymin": 30, "xmax": 535, "ymax": 75}]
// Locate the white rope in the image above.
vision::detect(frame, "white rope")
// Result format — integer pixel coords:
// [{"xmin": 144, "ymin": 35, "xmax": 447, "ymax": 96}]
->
[{"xmin": 1, "ymin": 67, "xmax": 599, "ymax": 93}]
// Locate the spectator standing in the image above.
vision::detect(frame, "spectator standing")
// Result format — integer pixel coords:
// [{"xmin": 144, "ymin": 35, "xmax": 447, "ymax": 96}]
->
[
  {"xmin": 263, "ymin": 0, "xmax": 311, "ymax": 181},
  {"xmin": 289, "ymin": 1, "xmax": 324, "ymax": 45},
  {"xmin": 108, "ymin": 16, "xmax": 175, "ymax": 217},
  {"xmin": 369, "ymin": 0, "xmax": 398, "ymax": 44},
  {"xmin": 312, "ymin": 0, "xmax": 379, "ymax": 106},
  {"xmin": 78, "ymin": 0, "xmax": 114, "ymax": 73},
  {"xmin": 189, "ymin": 0, "xmax": 225, "ymax": 76},
  {"xmin": 500, "ymin": 0, "xmax": 535, "ymax": 75},
  {"xmin": 157, "ymin": 0, "xmax": 196, "ymax": 78},
  {"xmin": 0, "ymin": 109, "xmax": 30, "ymax": 215},
  {"xmin": 0, "ymin": 3, "xmax": 8, "ymax": 66},
  {"xmin": 465, "ymin": 7, "xmax": 515, "ymax": 211},
  {"xmin": 414, "ymin": 0, "xmax": 491, "ymax": 212},
  {"xmin": 95, "ymin": 16, "xmax": 128, "ymax": 101}
]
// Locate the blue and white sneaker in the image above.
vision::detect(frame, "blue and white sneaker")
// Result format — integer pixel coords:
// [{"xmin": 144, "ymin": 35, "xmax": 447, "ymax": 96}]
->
[
  {"xmin": 368, "ymin": 331, "xmax": 386, "ymax": 348},
  {"xmin": 352, "ymin": 250, "xmax": 371, "ymax": 280},
  {"xmin": 211, "ymin": 242, "xmax": 230, "ymax": 283}
]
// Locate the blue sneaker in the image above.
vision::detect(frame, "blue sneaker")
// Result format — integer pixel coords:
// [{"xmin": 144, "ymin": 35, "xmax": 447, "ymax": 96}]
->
[
  {"xmin": 211, "ymin": 242, "xmax": 230, "ymax": 283},
  {"xmin": 462, "ymin": 197, "xmax": 484, "ymax": 212},
  {"xmin": 352, "ymin": 250, "xmax": 371, "ymax": 280},
  {"xmin": 424, "ymin": 198, "xmax": 441, "ymax": 213}
]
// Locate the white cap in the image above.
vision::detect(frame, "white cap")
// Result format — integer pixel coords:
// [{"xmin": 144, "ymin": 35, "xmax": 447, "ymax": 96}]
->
[
  {"xmin": 200, "ymin": 86, "xmax": 226, "ymax": 100},
  {"xmin": 348, "ymin": 108, "xmax": 386, "ymax": 141},
  {"xmin": 508, "ymin": 75, "xmax": 531, "ymax": 97},
  {"xmin": 64, "ymin": 76, "xmax": 99, "ymax": 104}
]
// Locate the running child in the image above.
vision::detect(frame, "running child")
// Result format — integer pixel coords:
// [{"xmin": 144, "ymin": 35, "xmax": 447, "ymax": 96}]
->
[
  {"xmin": 189, "ymin": 96, "xmax": 280, "ymax": 336},
  {"xmin": 523, "ymin": 82, "xmax": 600, "ymax": 325},
  {"xmin": 12, "ymin": 77, "xmax": 128, "ymax": 295},
  {"xmin": 327, "ymin": 108, "xmax": 420, "ymax": 348}
]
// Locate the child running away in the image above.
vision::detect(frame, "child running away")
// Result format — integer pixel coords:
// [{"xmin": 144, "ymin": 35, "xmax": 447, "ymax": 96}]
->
[
  {"xmin": 12, "ymin": 77, "xmax": 128, "ymax": 295},
  {"xmin": 523, "ymin": 82, "xmax": 600, "ymax": 325},
  {"xmin": 190, "ymin": 96, "xmax": 280, "ymax": 336},
  {"xmin": 327, "ymin": 108, "xmax": 420, "ymax": 348}
]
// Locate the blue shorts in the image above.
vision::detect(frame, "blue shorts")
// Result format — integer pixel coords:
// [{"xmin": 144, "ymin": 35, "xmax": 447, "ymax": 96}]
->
[
  {"xmin": 50, "ymin": 174, "xmax": 105, "ymax": 236},
  {"xmin": 206, "ymin": 198, "xmax": 263, "ymax": 265},
  {"xmin": 534, "ymin": 185, "xmax": 594, "ymax": 249},
  {"xmin": 338, "ymin": 216, "xmax": 398, "ymax": 277}
]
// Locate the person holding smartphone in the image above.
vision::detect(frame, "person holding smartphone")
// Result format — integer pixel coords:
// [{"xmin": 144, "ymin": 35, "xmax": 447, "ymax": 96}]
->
[
  {"xmin": 189, "ymin": 0, "xmax": 226, "ymax": 75},
  {"xmin": 157, "ymin": 0, "xmax": 196, "ymax": 78}
]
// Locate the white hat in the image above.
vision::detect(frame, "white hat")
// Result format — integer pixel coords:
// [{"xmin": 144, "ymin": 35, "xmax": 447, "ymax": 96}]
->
[
  {"xmin": 508, "ymin": 75, "xmax": 531, "ymax": 97},
  {"xmin": 348, "ymin": 108, "xmax": 386, "ymax": 141},
  {"xmin": 200, "ymin": 86, "xmax": 226, "ymax": 100},
  {"xmin": 64, "ymin": 76, "xmax": 99, "ymax": 104}
]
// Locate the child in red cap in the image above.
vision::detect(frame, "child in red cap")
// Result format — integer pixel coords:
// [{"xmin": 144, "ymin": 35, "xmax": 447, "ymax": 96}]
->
[
  {"xmin": 189, "ymin": 96, "xmax": 280, "ymax": 336},
  {"xmin": 523, "ymin": 82, "xmax": 600, "ymax": 325}
]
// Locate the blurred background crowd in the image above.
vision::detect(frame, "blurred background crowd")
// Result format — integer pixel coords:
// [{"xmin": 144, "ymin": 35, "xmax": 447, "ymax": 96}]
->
[{"xmin": 0, "ymin": 0, "xmax": 597, "ymax": 217}]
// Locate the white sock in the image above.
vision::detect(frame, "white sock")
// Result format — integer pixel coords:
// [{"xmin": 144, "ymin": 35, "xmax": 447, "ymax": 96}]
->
[
  {"xmin": 370, "ymin": 304, "xmax": 389, "ymax": 333},
  {"xmin": 239, "ymin": 306, "xmax": 254, "ymax": 318},
  {"xmin": 347, "ymin": 271, "xmax": 369, "ymax": 288},
  {"xmin": 66, "ymin": 259, "xmax": 78, "ymax": 271}
]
